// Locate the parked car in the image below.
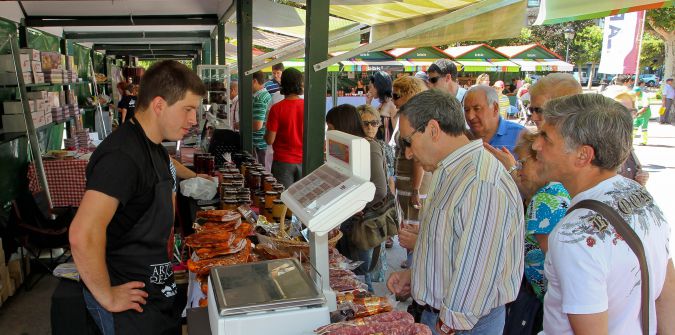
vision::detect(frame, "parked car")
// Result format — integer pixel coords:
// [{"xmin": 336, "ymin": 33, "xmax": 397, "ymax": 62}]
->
[{"xmin": 639, "ymin": 74, "xmax": 659, "ymax": 87}]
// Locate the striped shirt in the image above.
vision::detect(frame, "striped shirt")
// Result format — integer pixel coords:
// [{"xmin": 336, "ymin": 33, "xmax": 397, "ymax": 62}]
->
[
  {"xmin": 252, "ymin": 88, "xmax": 272, "ymax": 149},
  {"xmin": 264, "ymin": 79, "xmax": 281, "ymax": 94},
  {"xmin": 411, "ymin": 140, "xmax": 524, "ymax": 330}
]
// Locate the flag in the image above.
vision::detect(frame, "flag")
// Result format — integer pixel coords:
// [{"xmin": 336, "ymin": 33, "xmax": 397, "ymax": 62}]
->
[{"xmin": 598, "ymin": 11, "xmax": 645, "ymax": 75}]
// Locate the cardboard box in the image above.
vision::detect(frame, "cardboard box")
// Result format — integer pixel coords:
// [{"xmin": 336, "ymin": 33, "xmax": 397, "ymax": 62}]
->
[
  {"xmin": 44, "ymin": 112, "xmax": 53, "ymax": 124},
  {"xmin": 2, "ymin": 101, "xmax": 23, "ymax": 114},
  {"xmin": 22, "ymin": 71, "xmax": 33, "ymax": 84},
  {"xmin": 0, "ymin": 54, "xmax": 31, "ymax": 72},
  {"xmin": 40, "ymin": 51, "xmax": 63, "ymax": 71},
  {"xmin": 31, "ymin": 60, "xmax": 42, "ymax": 73},
  {"xmin": 26, "ymin": 91, "xmax": 48, "ymax": 100},
  {"xmin": 33, "ymin": 71, "xmax": 44, "ymax": 84},
  {"xmin": 47, "ymin": 91, "xmax": 60, "ymax": 108},
  {"xmin": 20, "ymin": 48, "xmax": 41, "ymax": 62},
  {"xmin": 2, "ymin": 114, "xmax": 26, "ymax": 132}
]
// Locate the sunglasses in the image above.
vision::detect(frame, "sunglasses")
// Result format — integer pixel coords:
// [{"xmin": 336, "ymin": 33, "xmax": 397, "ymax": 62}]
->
[
  {"xmin": 528, "ymin": 106, "xmax": 543, "ymax": 114},
  {"xmin": 401, "ymin": 126, "xmax": 425, "ymax": 147},
  {"xmin": 362, "ymin": 120, "xmax": 381, "ymax": 128},
  {"xmin": 392, "ymin": 93, "xmax": 402, "ymax": 100},
  {"xmin": 429, "ymin": 76, "xmax": 441, "ymax": 84}
]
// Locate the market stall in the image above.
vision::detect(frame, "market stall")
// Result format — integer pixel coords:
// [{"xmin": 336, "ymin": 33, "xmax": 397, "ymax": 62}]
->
[
  {"xmin": 388, "ymin": 46, "xmax": 455, "ymax": 73},
  {"xmin": 443, "ymin": 43, "xmax": 521, "ymax": 86},
  {"xmin": 496, "ymin": 43, "xmax": 574, "ymax": 73}
]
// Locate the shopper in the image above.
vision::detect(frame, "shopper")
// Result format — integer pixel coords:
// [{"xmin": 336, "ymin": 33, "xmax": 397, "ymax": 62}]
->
[
  {"xmin": 633, "ymin": 83, "xmax": 651, "ymax": 146},
  {"xmin": 265, "ymin": 68, "xmax": 304, "ymax": 188},
  {"xmin": 228, "ymin": 80, "xmax": 239, "ymax": 130},
  {"xmin": 527, "ymin": 73, "xmax": 582, "ymax": 129},
  {"xmin": 117, "ymin": 84, "xmax": 138, "ymax": 124},
  {"xmin": 328, "ymin": 104, "xmax": 387, "ymax": 291},
  {"xmin": 69, "ymin": 60, "xmax": 206, "ymax": 334},
  {"xmin": 464, "ymin": 85, "xmax": 524, "ymax": 155},
  {"xmin": 366, "ymin": 71, "xmax": 396, "ymax": 144},
  {"xmin": 387, "ymin": 90, "xmax": 523, "ymax": 335},
  {"xmin": 493, "ymin": 80, "xmax": 510, "ymax": 119},
  {"xmin": 251, "ymin": 71, "xmax": 272, "ymax": 168},
  {"xmin": 475, "ymin": 73, "xmax": 490, "ymax": 86},
  {"xmin": 661, "ymin": 78, "xmax": 674, "ymax": 124},
  {"xmin": 533, "ymin": 93, "xmax": 674, "ymax": 334},
  {"xmin": 265, "ymin": 63, "xmax": 284, "ymax": 106},
  {"xmin": 426, "ymin": 59, "xmax": 466, "ymax": 104}
]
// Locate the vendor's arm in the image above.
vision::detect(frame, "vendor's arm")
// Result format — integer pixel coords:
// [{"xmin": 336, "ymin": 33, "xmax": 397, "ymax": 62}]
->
[
  {"xmin": 169, "ymin": 157, "xmax": 208, "ymax": 179},
  {"xmin": 70, "ymin": 190, "xmax": 148, "ymax": 313}
]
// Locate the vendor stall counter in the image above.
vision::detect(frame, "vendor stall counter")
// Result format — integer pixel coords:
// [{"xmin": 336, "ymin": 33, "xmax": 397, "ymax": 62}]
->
[{"xmin": 206, "ymin": 130, "xmax": 376, "ymax": 335}]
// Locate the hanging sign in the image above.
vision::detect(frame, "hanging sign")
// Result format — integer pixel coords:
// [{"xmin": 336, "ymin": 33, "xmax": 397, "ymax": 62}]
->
[{"xmin": 598, "ymin": 11, "xmax": 645, "ymax": 74}]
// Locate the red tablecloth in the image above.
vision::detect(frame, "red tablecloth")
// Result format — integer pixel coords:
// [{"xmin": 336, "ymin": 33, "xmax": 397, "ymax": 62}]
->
[{"xmin": 28, "ymin": 159, "xmax": 88, "ymax": 207}]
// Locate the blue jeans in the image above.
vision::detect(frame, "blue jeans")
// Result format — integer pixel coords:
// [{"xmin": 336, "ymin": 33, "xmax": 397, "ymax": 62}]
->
[
  {"xmin": 83, "ymin": 287, "xmax": 115, "ymax": 335},
  {"xmin": 421, "ymin": 305, "xmax": 505, "ymax": 335},
  {"xmin": 351, "ymin": 247, "xmax": 374, "ymax": 292}
]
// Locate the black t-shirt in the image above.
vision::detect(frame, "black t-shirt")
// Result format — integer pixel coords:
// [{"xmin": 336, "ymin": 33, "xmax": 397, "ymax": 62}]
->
[
  {"xmin": 117, "ymin": 95, "xmax": 137, "ymax": 122},
  {"xmin": 86, "ymin": 119, "xmax": 171, "ymax": 242}
]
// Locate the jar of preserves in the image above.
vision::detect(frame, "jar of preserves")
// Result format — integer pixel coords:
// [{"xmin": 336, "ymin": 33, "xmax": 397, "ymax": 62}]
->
[{"xmin": 264, "ymin": 191, "xmax": 279, "ymax": 210}]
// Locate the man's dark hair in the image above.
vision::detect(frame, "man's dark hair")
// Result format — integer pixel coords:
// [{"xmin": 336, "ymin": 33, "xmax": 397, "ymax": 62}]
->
[
  {"xmin": 272, "ymin": 63, "xmax": 285, "ymax": 72},
  {"xmin": 616, "ymin": 74, "xmax": 632, "ymax": 84},
  {"xmin": 369, "ymin": 71, "xmax": 392, "ymax": 103},
  {"xmin": 326, "ymin": 104, "xmax": 366, "ymax": 137},
  {"xmin": 280, "ymin": 68, "xmax": 304, "ymax": 96},
  {"xmin": 136, "ymin": 60, "xmax": 206, "ymax": 111},
  {"xmin": 399, "ymin": 89, "xmax": 466, "ymax": 136},
  {"xmin": 252, "ymin": 71, "xmax": 266, "ymax": 85},
  {"xmin": 427, "ymin": 59, "xmax": 458, "ymax": 81}
]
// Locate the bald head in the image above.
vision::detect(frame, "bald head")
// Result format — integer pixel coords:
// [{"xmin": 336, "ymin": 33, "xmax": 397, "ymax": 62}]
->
[
  {"xmin": 529, "ymin": 73, "xmax": 583, "ymax": 129},
  {"xmin": 530, "ymin": 73, "xmax": 582, "ymax": 101}
]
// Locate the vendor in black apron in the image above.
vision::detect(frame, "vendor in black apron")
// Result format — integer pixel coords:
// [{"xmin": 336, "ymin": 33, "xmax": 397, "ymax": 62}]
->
[{"xmin": 69, "ymin": 60, "xmax": 206, "ymax": 335}]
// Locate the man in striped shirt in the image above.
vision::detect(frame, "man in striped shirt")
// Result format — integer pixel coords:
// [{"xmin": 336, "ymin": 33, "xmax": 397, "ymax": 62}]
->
[
  {"xmin": 388, "ymin": 90, "xmax": 524, "ymax": 334},
  {"xmin": 252, "ymin": 71, "xmax": 272, "ymax": 168}
]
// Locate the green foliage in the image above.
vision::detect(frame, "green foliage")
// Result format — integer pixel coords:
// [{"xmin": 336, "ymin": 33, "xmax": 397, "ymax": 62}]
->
[
  {"xmin": 640, "ymin": 32, "xmax": 665, "ymax": 69},
  {"xmin": 646, "ymin": 7, "xmax": 674, "ymax": 32},
  {"xmin": 573, "ymin": 25, "xmax": 603, "ymax": 65}
]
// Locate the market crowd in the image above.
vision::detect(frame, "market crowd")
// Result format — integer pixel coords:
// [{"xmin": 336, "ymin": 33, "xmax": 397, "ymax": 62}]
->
[{"xmin": 69, "ymin": 59, "xmax": 674, "ymax": 334}]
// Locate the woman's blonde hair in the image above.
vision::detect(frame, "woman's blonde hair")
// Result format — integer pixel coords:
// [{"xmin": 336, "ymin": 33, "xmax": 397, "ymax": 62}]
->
[
  {"xmin": 356, "ymin": 104, "xmax": 380, "ymax": 119},
  {"xmin": 392, "ymin": 76, "xmax": 427, "ymax": 100},
  {"xmin": 514, "ymin": 130, "xmax": 538, "ymax": 160},
  {"xmin": 475, "ymin": 73, "xmax": 490, "ymax": 85}
]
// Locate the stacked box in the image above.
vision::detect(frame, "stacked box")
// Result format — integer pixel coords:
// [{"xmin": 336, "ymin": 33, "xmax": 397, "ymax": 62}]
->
[
  {"xmin": 51, "ymin": 107, "xmax": 66, "ymax": 123},
  {"xmin": 1, "ymin": 114, "xmax": 26, "ymax": 132},
  {"xmin": 0, "ymin": 54, "xmax": 31, "ymax": 72},
  {"xmin": 40, "ymin": 51, "xmax": 62, "ymax": 71},
  {"xmin": 2, "ymin": 101, "xmax": 24, "ymax": 114},
  {"xmin": 26, "ymin": 90, "xmax": 47, "ymax": 100},
  {"xmin": 47, "ymin": 91, "xmax": 60, "ymax": 108},
  {"xmin": 33, "ymin": 71, "xmax": 44, "ymax": 84},
  {"xmin": 44, "ymin": 69, "xmax": 64, "ymax": 84},
  {"xmin": 65, "ymin": 55, "xmax": 75, "ymax": 71}
]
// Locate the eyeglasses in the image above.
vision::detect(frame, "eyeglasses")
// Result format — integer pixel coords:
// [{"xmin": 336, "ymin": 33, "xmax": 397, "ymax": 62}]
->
[
  {"xmin": 392, "ymin": 93, "xmax": 402, "ymax": 100},
  {"xmin": 429, "ymin": 76, "xmax": 441, "ymax": 84},
  {"xmin": 401, "ymin": 126, "xmax": 425, "ymax": 147},
  {"xmin": 528, "ymin": 106, "xmax": 543, "ymax": 114},
  {"xmin": 362, "ymin": 120, "xmax": 381, "ymax": 128}
]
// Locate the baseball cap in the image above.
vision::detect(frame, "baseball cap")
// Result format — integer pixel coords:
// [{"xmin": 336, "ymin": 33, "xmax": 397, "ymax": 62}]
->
[
  {"xmin": 427, "ymin": 59, "xmax": 458, "ymax": 79},
  {"xmin": 414, "ymin": 71, "xmax": 429, "ymax": 83}
]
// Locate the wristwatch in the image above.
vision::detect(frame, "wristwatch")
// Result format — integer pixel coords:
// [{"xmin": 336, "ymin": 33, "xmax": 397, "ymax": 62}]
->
[{"xmin": 437, "ymin": 319, "xmax": 455, "ymax": 335}]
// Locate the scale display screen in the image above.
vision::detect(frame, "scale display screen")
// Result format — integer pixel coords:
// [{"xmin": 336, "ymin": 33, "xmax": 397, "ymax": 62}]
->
[{"xmin": 327, "ymin": 140, "xmax": 350, "ymax": 165}]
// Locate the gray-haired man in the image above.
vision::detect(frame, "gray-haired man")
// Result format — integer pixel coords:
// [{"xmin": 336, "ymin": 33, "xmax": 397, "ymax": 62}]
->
[{"xmin": 533, "ymin": 94, "xmax": 674, "ymax": 334}]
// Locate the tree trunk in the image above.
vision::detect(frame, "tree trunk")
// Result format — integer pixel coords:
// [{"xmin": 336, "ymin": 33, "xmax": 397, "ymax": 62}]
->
[
  {"xmin": 587, "ymin": 62, "xmax": 596, "ymax": 90},
  {"xmin": 650, "ymin": 25, "xmax": 674, "ymax": 82}
]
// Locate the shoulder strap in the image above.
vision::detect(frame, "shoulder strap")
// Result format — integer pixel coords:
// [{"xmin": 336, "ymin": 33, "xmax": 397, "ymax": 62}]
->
[{"xmin": 567, "ymin": 199, "xmax": 650, "ymax": 334}]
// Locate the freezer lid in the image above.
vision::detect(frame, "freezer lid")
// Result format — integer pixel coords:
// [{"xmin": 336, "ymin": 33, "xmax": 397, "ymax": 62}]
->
[{"xmin": 210, "ymin": 258, "xmax": 325, "ymax": 316}]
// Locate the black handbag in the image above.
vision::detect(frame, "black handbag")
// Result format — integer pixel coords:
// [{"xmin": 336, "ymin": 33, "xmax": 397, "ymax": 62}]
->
[{"xmin": 504, "ymin": 278, "xmax": 543, "ymax": 335}]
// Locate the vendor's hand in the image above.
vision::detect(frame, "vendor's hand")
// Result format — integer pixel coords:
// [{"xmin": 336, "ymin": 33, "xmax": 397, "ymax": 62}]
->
[
  {"xmin": 484, "ymin": 142, "xmax": 516, "ymax": 171},
  {"xmin": 104, "ymin": 281, "xmax": 148, "ymax": 313},
  {"xmin": 635, "ymin": 170, "xmax": 649, "ymax": 186},
  {"xmin": 387, "ymin": 269, "xmax": 412, "ymax": 298},
  {"xmin": 409, "ymin": 193, "xmax": 421, "ymax": 209},
  {"xmin": 399, "ymin": 224, "xmax": 419, "ymax": 250}
]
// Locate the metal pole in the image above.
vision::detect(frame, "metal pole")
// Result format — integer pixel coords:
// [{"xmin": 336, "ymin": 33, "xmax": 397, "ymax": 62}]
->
[
  {"xmin": 303, "ymin": 0, "xmax": 330, "ymax": 175},
  {"xmin": 565, "ymin": 40, "xmax": 570, "ymax": 63},
  {"xmin": 633, "ymin": 11, "xmax": 647, "ymax": 88},
  {"xmin": 331, "ymin": 72, "xmax": 338, "ymax": 109},
  {"xmin": 9, "ymin": 35, "xmax": 53, "ymax": 208},
  {"xmin": 236, "ymin": 0, "xmax": 253, "ymax": 152}
]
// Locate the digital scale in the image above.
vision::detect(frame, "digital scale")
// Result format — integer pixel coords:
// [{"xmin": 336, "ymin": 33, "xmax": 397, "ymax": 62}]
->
[{"xmin": 207, "ymin": 130, "xmax": 376, "ymax": 335}]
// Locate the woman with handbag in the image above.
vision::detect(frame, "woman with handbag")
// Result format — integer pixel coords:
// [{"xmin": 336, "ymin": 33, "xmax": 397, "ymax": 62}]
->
[{"xmin": 327, "ymin": 104, "xmax": 389, "ymax": 292}]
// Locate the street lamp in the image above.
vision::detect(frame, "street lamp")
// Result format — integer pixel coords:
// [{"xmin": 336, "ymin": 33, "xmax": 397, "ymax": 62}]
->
[{"xmin": 564, "ymin": 28, "xmax": 575, "ymax": 63}]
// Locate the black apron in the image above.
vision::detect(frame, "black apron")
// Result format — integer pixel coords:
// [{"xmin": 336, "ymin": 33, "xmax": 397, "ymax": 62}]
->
[{"xmin": 107, "ymin": 117, "xmax": 178, "ymax": 334}]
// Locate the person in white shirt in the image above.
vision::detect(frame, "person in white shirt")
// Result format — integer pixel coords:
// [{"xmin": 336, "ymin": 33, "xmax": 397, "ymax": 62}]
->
[{"xmin": 532, "ymin": 93, "xmax": 674, "ymax": 334}]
